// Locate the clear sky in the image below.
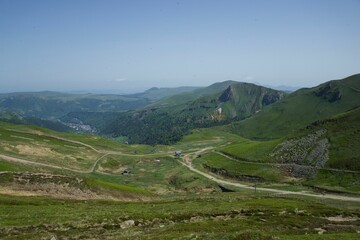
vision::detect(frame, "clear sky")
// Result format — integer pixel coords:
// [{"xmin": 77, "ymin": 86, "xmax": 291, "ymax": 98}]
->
[{"xmin": 1, "ymin": 0, "xmax": 359, "ymax": 93}]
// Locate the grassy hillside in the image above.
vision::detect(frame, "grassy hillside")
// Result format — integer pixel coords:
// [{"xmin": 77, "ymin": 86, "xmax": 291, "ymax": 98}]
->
[
  {"xmin": 227, "ymin": 74, "xmax": 360, "ymax": 140},
  {"xmin": 200, "ymin": 107, "xmax": 360, "ymax": 194},
  {"xmin": 102, "ymin": 82, "xmax": 285, "ymax": 145},
  {"xmin": 314, "ymin": 108, "xmax": 360, "ymax": 170},
  {"xmin": 0, "ymin": 120, "xmax": 359, "ymax": 239},
  {"xmin": 264, "ymin": 107, "xmax": 360, "ymax": 172},
  {"xmin": 194, "ymin": 152, "xmax": 286, "ymax": 182},
  {"xmin": 0, "ymin": 121, "xmax": 224, "ymax": 197}
]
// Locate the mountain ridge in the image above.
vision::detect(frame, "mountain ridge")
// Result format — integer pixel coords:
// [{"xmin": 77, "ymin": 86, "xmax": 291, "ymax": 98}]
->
[{"xmin": 226, "ymin": 73, "xmax": 360, "ymax": 140}]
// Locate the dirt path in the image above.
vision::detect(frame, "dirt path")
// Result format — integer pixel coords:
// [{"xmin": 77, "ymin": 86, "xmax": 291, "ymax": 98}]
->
[
  {"xmin": 0, "ymin": 154, "xmax": 90, "ymax": 173},
  {"xmin": 3, "ymin": 128, "xmax": 360, "ymax": 202},
  {"xmin": 6, "ymin": 128, "xmax": 175, "ymax": 157},
  {"xmin": 6, "ymin": 128, "xmax": 100, "ymax": 152},
  {"xmin": 90, "ymin": 153, "xmax": 109, "ymax": 172},
  {"xmin": 179, "ymin": 151, "xmax": 360, "ymax": 203},
  {"xmin": 4, "ymin": 128, "xmax": 175, "ymax": 172}
]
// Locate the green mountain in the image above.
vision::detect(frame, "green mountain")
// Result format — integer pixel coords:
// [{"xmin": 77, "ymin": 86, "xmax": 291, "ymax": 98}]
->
[
  {"xmin": 127, "ymin": 86, "xmax": 200, "ymax": 101},
  {"xmin": 227, "ymin": 74, "xmax": 360, "ymax": 140},
  {"xmin": 102, "ymin": 82, "xmax": 285, "ymax": 145},
  {"xmin": 150, "ymin": 80, "xmax": 240, "ymax": 107}
]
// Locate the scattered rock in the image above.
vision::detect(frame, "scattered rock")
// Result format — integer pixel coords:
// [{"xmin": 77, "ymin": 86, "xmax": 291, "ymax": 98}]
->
[{"xmin": 120, "ymin": 220, "xmax": 135, "ymax": 229}]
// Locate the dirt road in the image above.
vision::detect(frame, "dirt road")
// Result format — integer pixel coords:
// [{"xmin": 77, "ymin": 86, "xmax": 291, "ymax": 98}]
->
[
  {"xmin": 0, "ymin": 154, "xmax": 90, "ymax": 173},
  {"xmin": 179, "ymin": 151, "xmax": 360, "ymax": 203}
]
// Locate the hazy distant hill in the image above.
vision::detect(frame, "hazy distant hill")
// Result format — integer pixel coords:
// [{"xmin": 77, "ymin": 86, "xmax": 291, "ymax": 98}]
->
[
  {"xmin": 0, "ymin": 91, "xmax": 149, "ymax": 119},
  {"xmin": 226, "ymin": 74, "xmax": 360, "ymax": 140},
  {"xmin": 0, "ymin": 111, "xmax": 72, "ymax": 132},
  {"xmin": 127, "ymin": 86, "xmax": 200, "ymax": 101},
  {"xmin": 102, "ymin": 82, "xmax": 285, "ymax": 144},
  {"xmin": 0, "ymin": 87, "xmax": 200, "ymax": 130}
]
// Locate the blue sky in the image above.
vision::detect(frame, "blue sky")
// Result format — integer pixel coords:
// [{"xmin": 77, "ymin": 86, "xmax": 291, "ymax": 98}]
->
[{"xmin": 1, "ymin": 0, "xmax": 359, "ymax": 93}]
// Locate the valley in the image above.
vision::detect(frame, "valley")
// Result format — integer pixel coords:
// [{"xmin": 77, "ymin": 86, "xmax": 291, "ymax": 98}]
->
[
  {"xmin": 2, "ymin": 1, "xmax": 360, "ymax": 238},
  {"xmin": 0, "ymin": 74, "xmax": 360, "ymax": 239}
]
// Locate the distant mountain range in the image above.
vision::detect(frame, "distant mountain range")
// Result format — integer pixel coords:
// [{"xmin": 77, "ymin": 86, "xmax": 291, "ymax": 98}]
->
[{"xmin": 1, "ymin": 74, "xmax": 359, "ymax": 146}]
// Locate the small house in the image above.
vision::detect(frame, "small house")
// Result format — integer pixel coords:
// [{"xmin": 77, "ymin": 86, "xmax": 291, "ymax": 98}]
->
[{"xmin": 175, "ymin": 150, "xmax": 182, "ymax": 157}]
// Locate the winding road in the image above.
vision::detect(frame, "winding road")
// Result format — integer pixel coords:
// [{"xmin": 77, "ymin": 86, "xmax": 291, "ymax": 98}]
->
[
  {"xmin": 178, "ymin": 150, "xmax": 360, "ymax": 203},
  {"xmin": 2, "ymin": 128, "xmax": 360, "ymax": 202}
]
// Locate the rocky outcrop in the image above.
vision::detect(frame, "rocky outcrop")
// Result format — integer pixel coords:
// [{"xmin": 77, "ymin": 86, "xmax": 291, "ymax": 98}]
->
[
  {"xmin": 262, "ymin": 92, "xmax": 283, "ymax": 105},
  {"xmin": 314, "ymin": 83, "xmax": 342, "ymax": 102},
  {"xmin": 270, "ymin": 129, "xmax": 329, "ymax": 177},
  {"xmin": 218, "ymin": 86, "xmax": 234, "ymax": 102}
]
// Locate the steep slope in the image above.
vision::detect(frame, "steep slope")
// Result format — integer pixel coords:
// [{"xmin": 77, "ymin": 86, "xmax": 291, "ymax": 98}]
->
[
  {"xmin": 102, "ymin": 82, "xmax": 285, "ymax": 145},
  {"xmin": 148, "ymin": 80, "xmax": 239, "ymax": 107},
  {"xmin": 227, "ymin": 74, "xmax": 360, "ymax": 140}
]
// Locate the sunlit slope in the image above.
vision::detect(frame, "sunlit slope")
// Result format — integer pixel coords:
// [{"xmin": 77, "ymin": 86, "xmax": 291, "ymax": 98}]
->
[{"xmin": 227, "ymin": 74, "xmax": 360, "ymax": 140}]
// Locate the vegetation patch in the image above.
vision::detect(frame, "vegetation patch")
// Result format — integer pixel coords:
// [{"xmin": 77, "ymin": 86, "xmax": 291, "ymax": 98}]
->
[{"xmin": 194, "ymin": 152, "xmax": 284, "ymax": 182}]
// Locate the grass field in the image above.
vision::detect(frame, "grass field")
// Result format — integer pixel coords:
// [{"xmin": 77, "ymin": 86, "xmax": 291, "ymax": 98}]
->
[
  {"xmin": 0, "ymin": 193, "xmax": 359, "ymax": 239},
  {"xmin": 193, "ymin": 152, "xmax": 286, "ymax": 183},
  {"xmin": 219, "ymin": 138, "xmax": 280, "ymax": 162},
  {"xmin": 305, "ymin": 169, "xmax": 360, "ymax": 194}
]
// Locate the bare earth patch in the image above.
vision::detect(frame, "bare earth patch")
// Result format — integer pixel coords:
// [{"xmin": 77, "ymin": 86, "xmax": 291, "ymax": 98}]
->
[
  {"xmin": 326, "ymin": 215, "xmax": 359, "ymax": 222},
  {"xmin": 0, "ymin": 187, "xmax": 38, "ymax": 197},
  {"xmin": 0, "ymin": 172, "xmax": 145, "ymax": 201},
  {"xmin": 15, "ymin": 144, "xmax": 62, "ymax": 158}
]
